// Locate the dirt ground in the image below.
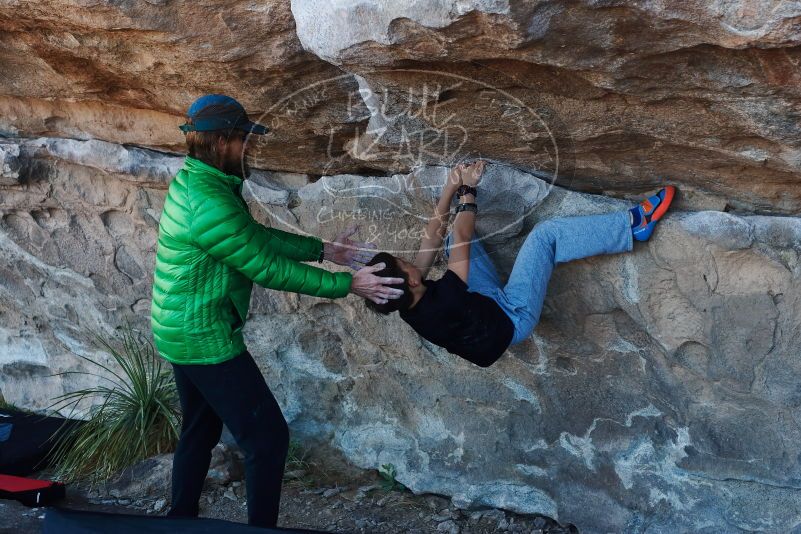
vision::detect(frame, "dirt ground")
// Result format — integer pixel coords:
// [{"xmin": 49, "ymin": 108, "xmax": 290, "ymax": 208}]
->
[
  {"xmin": 1, "ymin": 465, "xmax": 577, "ymax": 534},
  {"xmin": 203, "ymin": 469, "xmax": 577, "ymax": 534}
]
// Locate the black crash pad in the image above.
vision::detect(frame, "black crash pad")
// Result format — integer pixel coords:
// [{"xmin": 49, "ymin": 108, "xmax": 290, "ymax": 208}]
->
[
  {"xmin": 43, "ymin": 507, "xmax": 330, "ymax": 533},
  {"xmin": 0, "ymin": 408, "xmax": 82, "ymax": 476},
  {"xmin": 0, "ymin": 474, "xmax": 65, "ymax": 507}
]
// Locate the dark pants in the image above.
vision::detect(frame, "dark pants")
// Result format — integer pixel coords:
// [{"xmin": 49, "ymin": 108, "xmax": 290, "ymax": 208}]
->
[{"xmin": 167, "ymin": 351, "xmax": 289, "ymax": 528}]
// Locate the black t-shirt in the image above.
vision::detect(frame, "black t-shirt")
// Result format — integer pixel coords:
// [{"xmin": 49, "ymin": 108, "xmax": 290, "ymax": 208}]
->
[{"xmin": 399, "ymin": 270, "xmax": 515, "ymax": 367}]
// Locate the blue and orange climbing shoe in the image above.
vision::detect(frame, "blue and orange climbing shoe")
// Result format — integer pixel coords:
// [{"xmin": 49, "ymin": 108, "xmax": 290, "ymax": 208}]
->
[{"xmin": 630, "ymin": 185, "xmax": 676, "ymax": 241}]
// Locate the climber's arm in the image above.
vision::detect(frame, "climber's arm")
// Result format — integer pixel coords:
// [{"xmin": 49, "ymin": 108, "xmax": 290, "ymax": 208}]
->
[
  {"xmin": 447, "ymin": 197, "xmax": 475, "ymax": 283},
  {"xmin": 413, "ymin": 166, "xmax": 463, "ymax": 278},
  {"xmin": 447, "ymin": 161, "xmax": 485, "ymax": 283}
]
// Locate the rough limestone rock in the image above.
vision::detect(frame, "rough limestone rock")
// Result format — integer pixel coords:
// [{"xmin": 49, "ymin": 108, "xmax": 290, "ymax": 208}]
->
[
  {"xmin": 1, "ymin": 1, "xmax": 801, "ymax": 211},
  {"xmin": 0, "ymin": 0, "xmax": 370, "ymax": 174},
  {"xmin": 91, "ymin": 443, "xmax": 244, "ymax": 502},
  {"xmin": 1, "ymin": 138, "xmax": 800, "ymax": 532},
  {"xmin": 289, "ymin": 0, "xmax": 801, "ymax": 214}
]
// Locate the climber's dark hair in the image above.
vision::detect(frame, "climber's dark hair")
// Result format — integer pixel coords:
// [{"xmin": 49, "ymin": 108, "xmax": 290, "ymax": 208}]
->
[{"xmin": 363, "ymin": 252, "xmax": 413, "ymax": 315}]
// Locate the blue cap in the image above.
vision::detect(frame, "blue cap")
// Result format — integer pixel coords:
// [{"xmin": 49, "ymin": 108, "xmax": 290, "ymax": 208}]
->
[{"xmin": 179, "ymin": 94, "xmax": 269, "ymax": 135}]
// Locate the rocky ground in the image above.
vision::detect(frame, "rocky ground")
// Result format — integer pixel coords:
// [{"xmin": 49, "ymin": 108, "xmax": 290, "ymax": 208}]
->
[
  {"xmin": 208, "ymin": 472, "xmax": 574, "ymax": 533},
  {"xmin": 0, "ymin": 450, "xmax": 576, "ymax": 534}
]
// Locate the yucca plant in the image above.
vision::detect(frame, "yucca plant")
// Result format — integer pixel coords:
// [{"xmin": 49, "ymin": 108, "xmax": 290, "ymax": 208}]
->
[{"xmin": 47, "ymin": 325, "xmax": 181, "ymax": 485}]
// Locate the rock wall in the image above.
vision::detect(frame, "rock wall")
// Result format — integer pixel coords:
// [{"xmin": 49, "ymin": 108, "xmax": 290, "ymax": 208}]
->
[
  {"xmin": 2, "ymin": 1, "xmax": 801, "ymax": 211},
  {"xmin": 288, "ymin": 0, "xmax": 801, "ymax": 213},
  {"xmin": 2, "ymin": 137, "xmax": 801, "ymax": 532},
  {"xmin": 3, "ymin": 1, "xmax": 801, "ymax": 533}
]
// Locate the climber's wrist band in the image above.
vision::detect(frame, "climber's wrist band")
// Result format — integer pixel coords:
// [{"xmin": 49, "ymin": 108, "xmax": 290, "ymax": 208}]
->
[
  {"xmin": 456, "ymin": 185, "xmax": 477, "ymax": 198},
  {"xmin": 318, "ymin": 241, "xmax": 325, "ymax": 263},
  {"xmin": 454, "ymin": 202, "xmax": 478, "ymax": 215}
]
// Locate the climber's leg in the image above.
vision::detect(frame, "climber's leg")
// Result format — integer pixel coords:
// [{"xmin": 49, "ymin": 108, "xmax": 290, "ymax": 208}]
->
[
  {"xmin": 493, "ymin": 186, "xmax": 677, "ymax": 344},
  {"xmin": 495, "ymin": 211, "xmax": 633, "ymax": 345}
]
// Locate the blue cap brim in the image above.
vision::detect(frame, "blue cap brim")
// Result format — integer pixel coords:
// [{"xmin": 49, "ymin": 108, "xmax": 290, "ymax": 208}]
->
[
  {"xmin": 240, "ymin": 120, "xmax": 269, "ymax": 135},
  {"xmin": 178, "ymin": 117, "xmax": 269, "ymax": 135}
]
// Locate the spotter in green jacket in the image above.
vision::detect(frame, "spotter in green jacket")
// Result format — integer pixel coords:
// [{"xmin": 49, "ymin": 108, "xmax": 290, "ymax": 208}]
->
[{"xmin": 151, "ymin": 156, "xmax": 353, "ymax": 365}]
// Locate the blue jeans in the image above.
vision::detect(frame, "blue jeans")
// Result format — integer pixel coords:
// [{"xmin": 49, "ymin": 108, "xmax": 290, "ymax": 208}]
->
[{"xmin": 444, "ymin": 211, "xmax": 633, "ymax": 345}]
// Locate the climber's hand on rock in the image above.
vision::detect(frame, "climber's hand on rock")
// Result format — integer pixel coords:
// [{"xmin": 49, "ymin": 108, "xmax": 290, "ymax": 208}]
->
[
  {"xmin": 461, "ymin": 160, "xmax": 486, "ymax": 187},
  {"xmin": 350, "ymin": 262, "xmax": 405, "ymax": 304}
]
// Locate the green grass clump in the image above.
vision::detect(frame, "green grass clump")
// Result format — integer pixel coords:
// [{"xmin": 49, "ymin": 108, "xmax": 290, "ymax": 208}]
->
[
  {"xmin": 379, "ymin": 463, "xmax": 407, "ymax": 492},
  {"xmin": 48, "ymin": 325, "xmax": 180, "ymax": 485},
  {"xmin": 0, "ymin": 393, "xmax": 27, "ymax": 413}
]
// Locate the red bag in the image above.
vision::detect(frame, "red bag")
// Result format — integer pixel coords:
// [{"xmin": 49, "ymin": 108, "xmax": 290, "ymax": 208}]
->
[{"xmin": 0, "ymin": 473, "xmax": 65, "ymax": 506}]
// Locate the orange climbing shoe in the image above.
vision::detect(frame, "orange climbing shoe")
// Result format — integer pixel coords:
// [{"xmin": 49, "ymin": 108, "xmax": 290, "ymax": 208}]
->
[{"xmin": 631, "ymin": 185, "xmax": 676, "ymax": 241}]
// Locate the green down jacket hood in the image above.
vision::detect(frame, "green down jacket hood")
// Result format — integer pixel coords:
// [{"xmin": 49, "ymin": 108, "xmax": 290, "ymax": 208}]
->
[{"xmin": 151, "ymin": 156, "xmax": 352, "ymax": 364}]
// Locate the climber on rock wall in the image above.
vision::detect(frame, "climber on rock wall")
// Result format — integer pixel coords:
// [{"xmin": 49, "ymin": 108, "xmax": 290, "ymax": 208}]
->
[
  {"xmin": 150, "ymin": 94, "xmax": 406, "ymax": 528},
  {"xmin": 363, "ymin": 160, "xmax": 676, "ymax": 368}
]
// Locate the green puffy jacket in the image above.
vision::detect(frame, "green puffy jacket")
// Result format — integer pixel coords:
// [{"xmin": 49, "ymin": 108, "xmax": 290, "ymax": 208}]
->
[{"xmin": 151, "ymin": 156, "xmax": 352, "ymax": 364}]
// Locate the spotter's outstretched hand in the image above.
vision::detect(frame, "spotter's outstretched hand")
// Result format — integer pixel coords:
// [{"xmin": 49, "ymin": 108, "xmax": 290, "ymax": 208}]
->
[
  {"xmin": 324, "ymin": 224, "xmax": 378, "ymax": 270},
  {"xmin": 350, "ymin": 262, "xmax": 405, "ymax": 305}
]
